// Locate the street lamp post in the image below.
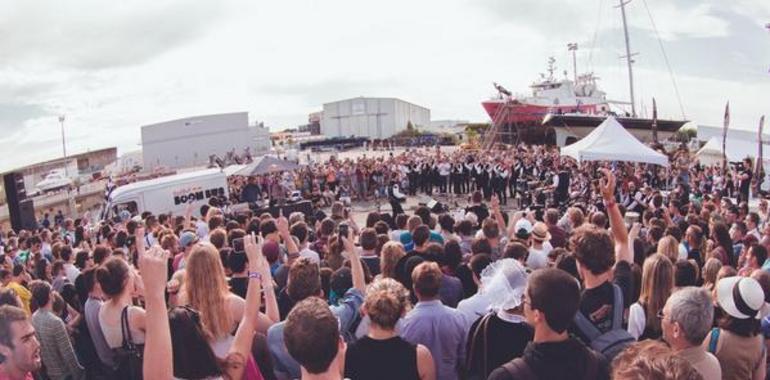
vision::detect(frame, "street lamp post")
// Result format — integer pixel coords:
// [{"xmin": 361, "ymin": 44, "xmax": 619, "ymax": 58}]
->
[{"xmin": 59, "ymin": 115, "xmax": 67, "ymax": 159}]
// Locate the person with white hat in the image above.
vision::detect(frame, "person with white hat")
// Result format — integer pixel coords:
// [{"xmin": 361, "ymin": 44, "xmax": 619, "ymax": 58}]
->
[
  {"xmin": 702, "ymin": 276, "xmax": 769, "ymax": 380},
  {"xmin": 465, "ymin": 259, "xmax": 532, "ymax": 379},
  {"xmin": 526, "ymin": 223, "xmax": 552, "ymax": 270}
]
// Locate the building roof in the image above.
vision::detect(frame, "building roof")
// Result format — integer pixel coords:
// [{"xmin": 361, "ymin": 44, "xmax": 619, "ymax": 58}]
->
[
  {"xmin": 0, "ymin": 147, "xmax": 117, "ymax": 176},
  {"xmin": 322, "ymin": 96, "xmax": 429, "ymax": 111}
]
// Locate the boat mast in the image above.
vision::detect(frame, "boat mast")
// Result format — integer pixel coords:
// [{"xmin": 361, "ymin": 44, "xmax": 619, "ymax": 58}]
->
[
  {"xmin": 618, "ymin": 0, "xmax": 637, "ymax": 117},
  {"xmin": 568, "ymin": 43, "xmax": 578, "ymax": 83}
]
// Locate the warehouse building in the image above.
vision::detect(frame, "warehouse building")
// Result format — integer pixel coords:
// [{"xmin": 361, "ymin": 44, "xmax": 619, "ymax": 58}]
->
[
  {"xmin": 321, "ymin": 97, "xmax": 430, "ymax": 139},
  {"xmin": 141, "ymin": 112, "xmax": 271, "ymax": 170}
]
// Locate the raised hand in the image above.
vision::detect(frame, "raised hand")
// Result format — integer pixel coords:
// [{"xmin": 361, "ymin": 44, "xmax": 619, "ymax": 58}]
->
[
  {"xmin": 276, "ymin": 217, "xmax": 290, "ymax": 236},
  {"xmin": 599, "ymin": 168, "xmax": 616, "ymax": 202},
  {"xmin": 490, "ymin": 194, "xmax": 500, "ymax": 211},
  {"xmin": 244, "ymin": 232, "xmax": 270, "ymax": 279},
  {"xmin": 135, "ymin": 226, "xmax": 146, "ymax": 257},
  {"xmin": 339, "ymin": 228, "xmax": 357, "ymax": 257},
  {"xmin": 139, "ymin": 245, "xmax": 170, "ymax": 298}
]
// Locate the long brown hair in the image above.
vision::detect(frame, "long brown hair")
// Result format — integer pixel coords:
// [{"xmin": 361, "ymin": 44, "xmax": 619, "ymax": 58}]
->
[
  {"xmin": 182, "ymin": 243, "xmax": 232, "ymax": 341},
  {"xmin": 639, "ymin": 254, "xmax": 674, "ymax": 335}
]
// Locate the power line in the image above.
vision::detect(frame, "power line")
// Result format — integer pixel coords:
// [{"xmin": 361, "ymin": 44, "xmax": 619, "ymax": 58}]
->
[{"xmin": 640, "ymin": 0, "xmax": 687, "ymax": 120}]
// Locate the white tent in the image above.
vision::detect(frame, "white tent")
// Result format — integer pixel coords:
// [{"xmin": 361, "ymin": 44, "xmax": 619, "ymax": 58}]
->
[
  {"xmin": 696, "ymin": 136, "xmax": 769, "ymax": 166},
  {"xmin": 560, "ymin": 116, "xmax": 670, "ymax": 166},
  {"xmin": 695, "ymin": 136, "xmax": 770, "ymax": 191}
]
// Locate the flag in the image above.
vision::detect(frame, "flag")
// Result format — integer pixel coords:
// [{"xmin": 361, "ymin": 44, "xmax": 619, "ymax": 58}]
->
[
  {"xmin": 757, "ymin": 115, "xmax": 766, "ymax": 192},
  {"xmin": 722, "ymin": 101, "xmax": 730, "ymax": 174},
  {"xmin": 651, "ymin": 97, "xmax": 658, "ymax": 143}
]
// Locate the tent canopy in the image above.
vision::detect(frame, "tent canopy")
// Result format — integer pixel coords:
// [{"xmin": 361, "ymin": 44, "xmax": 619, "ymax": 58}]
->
[
  {"xmin": 560, "ymin": 116, "xmax": 669, "ymax": 167},
  {"xmin": 232, "ymin": 156, "xmax": 301, "ymax": 176},
  {"xmin": 696, "ymin": 136, "xmax": 770, "ymax": 167}
]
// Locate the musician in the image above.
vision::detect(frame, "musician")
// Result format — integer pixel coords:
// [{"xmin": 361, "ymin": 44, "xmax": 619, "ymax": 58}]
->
[
  {"xmin": 388, "ymin": 182, "xmax": 407, "ymax": 218},
  {"xmin": 552, "ymin": 169, "xmax": 571, "ymax": 205}
]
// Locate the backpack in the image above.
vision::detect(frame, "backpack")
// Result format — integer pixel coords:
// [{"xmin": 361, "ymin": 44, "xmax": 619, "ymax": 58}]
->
[
  {"xmin": 573, "ymin": 283, "xmax": 635, "ymax": 361},
  {"xmin": 501, "ymin": 349, "xmax": 601, "ymax": 380}
]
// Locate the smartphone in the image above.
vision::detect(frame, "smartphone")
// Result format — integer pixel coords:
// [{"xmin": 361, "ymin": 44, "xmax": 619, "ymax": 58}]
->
[
  {"xmin": 338, "ymin": 223, "xmax": 349, "ymax": 239},
  {"xmin": 232, "ymin": 237, "xmax": 244, "ymax": 253}
]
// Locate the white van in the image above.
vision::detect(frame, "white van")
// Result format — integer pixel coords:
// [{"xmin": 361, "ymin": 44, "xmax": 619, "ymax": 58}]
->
[{"xmin": 103, "ymin": 168, "xmax": 231, "ymax": 219}]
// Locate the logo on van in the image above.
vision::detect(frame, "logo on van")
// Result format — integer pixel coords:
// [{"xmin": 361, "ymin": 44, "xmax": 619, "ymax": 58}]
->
[{"xmin": 173, "ymin": 187, "xmax": 225, "ymax": 205}]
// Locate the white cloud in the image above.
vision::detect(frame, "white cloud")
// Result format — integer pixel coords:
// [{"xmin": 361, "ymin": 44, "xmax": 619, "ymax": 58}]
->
[{"xmin": 0, "ymin": 0, "xmax": 766, "ymax": 172}]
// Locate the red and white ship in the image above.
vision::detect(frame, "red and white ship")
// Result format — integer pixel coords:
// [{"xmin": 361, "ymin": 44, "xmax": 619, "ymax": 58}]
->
[{"xmin": 481, "ymin": 58, "xmax": 612, "ymax": 125}]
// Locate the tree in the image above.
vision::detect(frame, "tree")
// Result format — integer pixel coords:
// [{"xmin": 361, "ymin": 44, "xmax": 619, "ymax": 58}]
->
[{"xmin": 406, "ymin": 121, "xmax": 414, "ymax": 131}]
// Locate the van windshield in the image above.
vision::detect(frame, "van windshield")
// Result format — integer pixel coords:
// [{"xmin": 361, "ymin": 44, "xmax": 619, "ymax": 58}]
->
[{"xmin": 112, "ymin": 201, "xmax": 138, "ymax": 218}]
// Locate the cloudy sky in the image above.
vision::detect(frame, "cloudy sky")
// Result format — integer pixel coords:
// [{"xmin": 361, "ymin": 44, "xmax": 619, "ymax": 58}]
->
[{"xmin": 1, "ymin": 0, "xmax": 769, "ymax": 171}]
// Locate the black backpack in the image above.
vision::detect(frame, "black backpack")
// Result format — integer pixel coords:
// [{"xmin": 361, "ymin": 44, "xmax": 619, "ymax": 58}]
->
[
  {"xmin": 501, "ymin": 349, "xmax": 601, "ymax": 380},
  {"xmin": 573, "ymin": 283, "xmax": 635, "ymax": 361}
]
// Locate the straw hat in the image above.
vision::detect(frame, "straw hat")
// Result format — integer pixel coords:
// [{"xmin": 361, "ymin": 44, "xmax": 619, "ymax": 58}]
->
[{"xmin": 531, "ymin": 222, "xmax": 551, "ymax": 243}]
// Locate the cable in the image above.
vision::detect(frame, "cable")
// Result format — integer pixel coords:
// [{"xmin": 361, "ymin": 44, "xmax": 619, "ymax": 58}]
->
[
  {"xmin": 587, "ymin": 0, "xmax": 605, "ymax": 72},
  {"xmin": 640, "ymin": 0, "xmax": 687, "ymax": 120}
]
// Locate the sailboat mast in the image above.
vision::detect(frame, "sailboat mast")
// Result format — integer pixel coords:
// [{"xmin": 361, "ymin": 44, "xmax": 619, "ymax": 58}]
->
[{"xmin": 619, "ymin": 0, "xmax": 637, "ymax": 117}]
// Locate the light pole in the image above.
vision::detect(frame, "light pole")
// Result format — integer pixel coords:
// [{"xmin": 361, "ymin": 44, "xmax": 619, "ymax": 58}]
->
[{"xmin": 59, "ymin": 115, "xmax": 67, "ymax": 158}]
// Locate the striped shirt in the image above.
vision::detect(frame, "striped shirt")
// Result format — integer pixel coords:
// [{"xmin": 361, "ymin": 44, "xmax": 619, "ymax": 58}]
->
[{"xmin": 31, "ymin": 309, "xmax": 84, "ymax": 380}]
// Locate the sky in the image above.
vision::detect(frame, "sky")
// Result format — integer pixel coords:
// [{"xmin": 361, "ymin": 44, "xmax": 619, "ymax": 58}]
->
[{"xmin": 1, "ymin": 0, "xmax": 769, "ymax": 172}]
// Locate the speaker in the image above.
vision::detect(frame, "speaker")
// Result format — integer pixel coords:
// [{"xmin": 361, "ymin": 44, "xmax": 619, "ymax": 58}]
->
[
  {"xmin": 4, "ymin": 172, "xmax": 31, "ymax": 232},
  {"xmin": 17, "ymin": 199, "xmax": 37, "ymax": 231},
  {"xmin": 8, "ymin": 198, "xmax": 36, "ymax": 232},
  {"xmin": 3, "ymin": 172, "xmax": 26, "ymax": 204}
]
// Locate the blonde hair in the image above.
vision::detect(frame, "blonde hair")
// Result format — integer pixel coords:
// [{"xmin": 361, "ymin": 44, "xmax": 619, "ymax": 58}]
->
[
  {"xmin": 702, "ymin": 258, "xmax": 722, "ymax": 291},
  {"xmin": 364, "ymin": 278, "xmax": 411, "ymax": 330},
  {"xmin": 656, "ymin": 236, "xmax": 679, "ymax": 263},
  {"xmin": 183, "ymin": 242, "xmax": 232, "ymax": 340},
  {"xmin": 379, "ymin": 242, "xmax": 406, "ymax": 279},
  {"xmin": 639, "ymin": 254, "xmax": 674, "ymax": 336}
]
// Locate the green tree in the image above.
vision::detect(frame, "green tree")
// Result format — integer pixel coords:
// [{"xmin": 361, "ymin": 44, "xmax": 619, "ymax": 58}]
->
[{"xmin": 406, "ymin": 121, "xmax": 414, "ymax": 131}]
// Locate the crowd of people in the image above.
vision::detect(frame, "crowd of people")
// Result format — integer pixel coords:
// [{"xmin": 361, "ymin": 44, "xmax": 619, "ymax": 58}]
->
[
  {"xmin": 1, "ymin": 143, "xmax": 770, "ymax": 380},
  {"xmin": 228, "ymin": 145, "xmax": 758, "ymax": 213}
]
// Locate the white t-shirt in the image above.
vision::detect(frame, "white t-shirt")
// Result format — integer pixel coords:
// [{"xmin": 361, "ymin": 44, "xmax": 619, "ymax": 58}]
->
[
  {"xmin": 627, "ymin": 302, "xmax": 646, "ymax": 340},
  {"xmin": 526, "ymin": 243, "xmax": 553, "ymax": 270}
]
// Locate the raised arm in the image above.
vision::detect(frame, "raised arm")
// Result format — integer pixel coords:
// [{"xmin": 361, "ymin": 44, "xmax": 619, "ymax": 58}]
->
[
  {"xmin": 226, "ymin": 233, "xmax": 266, "ymax": 379},
  {"xmin": 341, "ymin": 230, "xmax": 366, "ymax": 294},
  {"xmin": 277, "ymin": 216, "xmax": 298, "ymax": 256},
  {"xmin": 140, "ymin": 245, "xmax": 173, "ymax": 380},
  {"xmin": 599, "ymin": 169, "xmax": 631, "ymax": 263}
]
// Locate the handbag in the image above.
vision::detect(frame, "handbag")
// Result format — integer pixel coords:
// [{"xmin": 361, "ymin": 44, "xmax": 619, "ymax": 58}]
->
[{"xmin": 114, "ymin": 306, "xmax": 145, "ymax": 380}]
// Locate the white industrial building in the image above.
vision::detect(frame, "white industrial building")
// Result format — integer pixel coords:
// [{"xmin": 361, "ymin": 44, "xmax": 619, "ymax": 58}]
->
[
  {"xmin": 321, "ymin": 97, "xmax": 430, "ymax": 139},
  {"xmin": 141, "ymin": 112, "xmax": 271, "ymax": 170}
]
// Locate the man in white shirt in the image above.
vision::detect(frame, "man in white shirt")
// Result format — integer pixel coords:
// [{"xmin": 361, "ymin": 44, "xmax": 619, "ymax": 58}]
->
[
  {"xmin": 527, "ymin": 222, "xmax": 553, "ymax": 270},
  {"xmin": 290, "ymin": 222, "xmax": 320, "ymax": 264},
  {"xmin": 60, "ymin": 246, "xmax": 80, "ymax": 284}
]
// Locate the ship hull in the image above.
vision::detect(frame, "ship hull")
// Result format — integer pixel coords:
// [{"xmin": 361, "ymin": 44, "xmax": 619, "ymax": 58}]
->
[{"xmin": 482, "ymin": 100, "xmax": 602, "ymax": 124}]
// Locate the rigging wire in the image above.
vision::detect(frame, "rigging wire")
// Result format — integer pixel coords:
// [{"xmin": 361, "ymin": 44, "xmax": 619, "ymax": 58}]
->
[
  {"xmin": 587, "ymin": 0, "xmax": 605, "ymax": 73},
  {"xmin": 640, "ymin": 0, "xmax": 688, "ymax": 120}
]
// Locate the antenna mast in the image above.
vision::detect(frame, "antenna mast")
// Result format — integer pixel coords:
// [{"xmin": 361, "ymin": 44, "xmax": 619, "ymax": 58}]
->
[
  {"xmin": 618, "ymin": 0, "xmax": 637, "ymax": 117},
  {"xmin": 568, "ymin": 43, "xmax": 578, "ymax": 83}
]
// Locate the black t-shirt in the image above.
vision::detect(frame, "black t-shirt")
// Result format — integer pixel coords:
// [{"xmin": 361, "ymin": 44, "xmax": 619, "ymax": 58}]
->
[
  {"xmin": 466, "ymin": 314, "xmax": 534, "ymax": 379},
  {"xmin": 455, "ymin": 265, "xmax": 477, "ymax": 298},
  {"xmin": 740, "ymin": 169, "xmax": 753, "ymax": 194},
  {"xmin": 487, "ymin": 338, "xmax": 609, "ymax": 380},
  {"xmin": 466, "ymin": 204, "xmax": 489, "ymax": 227},
  {"xmin": 570, "ymin": 261, "xmax": 633, "ymax": 345},
  {"xmin": 344, "ymin": 336, "xmax": 419, "ymax": 380},
  {"xmin": 228, "ymin": 277, "xmax": 248, "ymax": 299}
]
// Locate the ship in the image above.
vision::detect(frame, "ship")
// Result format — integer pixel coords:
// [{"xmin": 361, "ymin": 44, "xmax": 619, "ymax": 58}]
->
[{"xmin": 481, "ymin": 0, "xmax": 689, "ymax": 148}]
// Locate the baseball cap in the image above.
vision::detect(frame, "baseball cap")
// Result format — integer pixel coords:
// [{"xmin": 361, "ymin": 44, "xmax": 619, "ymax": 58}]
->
[
  {"xmin": 716, "ymin": 276, "xmax": 770, "ymax": 320},
  {"xmin": 514, "ymin": 219, "xmax": 533, "ymax": 239},
  {"xmin": 179, "ymin": 231, "xmax": 199, "ymax": 249}
]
